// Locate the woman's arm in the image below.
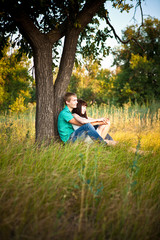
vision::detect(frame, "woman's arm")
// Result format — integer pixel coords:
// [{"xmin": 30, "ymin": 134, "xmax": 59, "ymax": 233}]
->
[
  {"xmin": 89, "ymin": 117, "xmax": 110, "ymax": 126},
  {"xmin": 72, "ymin": 113, "xmax": 108, "ymax": 125},
  {"xmin": 91, "ymin": 121, "xmax": 106, "ymax": 126}
]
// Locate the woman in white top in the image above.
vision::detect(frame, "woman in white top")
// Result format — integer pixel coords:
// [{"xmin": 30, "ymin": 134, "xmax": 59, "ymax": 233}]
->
[{"xmin": 72, "ymin": 99, "xmax": 115, "ymax": 144}]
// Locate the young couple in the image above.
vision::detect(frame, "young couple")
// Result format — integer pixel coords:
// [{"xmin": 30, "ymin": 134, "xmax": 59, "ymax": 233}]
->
[{"xmin": 58, "ymin": 92, "xmax": 116, "ymax": 145}]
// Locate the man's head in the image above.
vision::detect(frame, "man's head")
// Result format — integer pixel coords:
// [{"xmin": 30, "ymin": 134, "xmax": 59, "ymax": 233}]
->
[{"xmin": 64, "ymin": 92, "xmax": 78, "ymax": 111}]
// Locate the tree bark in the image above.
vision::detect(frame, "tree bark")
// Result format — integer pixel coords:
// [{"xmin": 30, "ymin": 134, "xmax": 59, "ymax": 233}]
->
[
  {"xmin": 34, "ymin": 43, "xmax": 54, "ymax": 143},
  {"xmin": 54, "ymin": 28, "xmax": 80, "ymax": 137}
]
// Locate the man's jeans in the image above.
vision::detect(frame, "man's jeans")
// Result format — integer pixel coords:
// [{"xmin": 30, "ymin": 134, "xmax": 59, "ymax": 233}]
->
[{"xmin": 69, "ymin": 123, "xmax": 105, "ymax": 143}]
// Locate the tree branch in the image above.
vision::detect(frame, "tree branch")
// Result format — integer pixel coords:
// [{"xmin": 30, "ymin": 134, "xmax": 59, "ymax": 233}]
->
[
  {"xmin": 47, "ymin": 20, "xmax": 67, "ymax": 43},
  {"xmin": 133, "ymin": 0, "xmax": 144, "ymax": 38},
  {"xmin": 11, "ymin": 8, "xmax": 64, "ymax": 48},
  {"xmin": 49, "ymin": 0, "xmax": 106, "ymax": 43},
  {"xmin": 104, "ymin": 6, "xmax": 144, "ymax": 52},
  {"xmin": 11, "ymin": 10, "xmax": 45, "ymax": 49},
  {"xmin": 77, "ymin": 0, "xmax": 106, "ymax": 30},
  {"xmin": 133, "ymin": 0, "xmax": 144, "ymax": 25}
]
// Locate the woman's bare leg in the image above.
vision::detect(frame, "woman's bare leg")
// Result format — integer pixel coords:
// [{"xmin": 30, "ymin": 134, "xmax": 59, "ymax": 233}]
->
[
  {"xmin": 97, "ymin": 123, "xmax": 117, "ymax": 146},
  {"xmin": 97, "ymin": 124, "xmax": 110, "ymax": 139}
]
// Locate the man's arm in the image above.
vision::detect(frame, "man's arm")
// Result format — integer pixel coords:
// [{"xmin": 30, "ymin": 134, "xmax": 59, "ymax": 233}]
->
[{"xmin": 69, "ymin": 118, "xmax": 82, "ymax": 126}]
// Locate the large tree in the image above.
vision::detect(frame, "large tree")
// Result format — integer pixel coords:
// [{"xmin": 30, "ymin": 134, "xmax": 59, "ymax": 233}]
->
[{"xmin": 0, "ymin": 0, "xmax": 140, "ymax": 142}]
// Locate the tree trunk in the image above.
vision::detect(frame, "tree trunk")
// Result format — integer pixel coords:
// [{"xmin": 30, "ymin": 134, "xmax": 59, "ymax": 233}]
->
[
  {"xmin": 33, "ymin": 29, "xmax": 79, "ymax": 143},
  {"xmin": 54, "ymin": 28, "xmax": 80, "ymax": 138},
  {"xmin": 34, "ymin": 43, "xmax": 54, "ymax": 143}
]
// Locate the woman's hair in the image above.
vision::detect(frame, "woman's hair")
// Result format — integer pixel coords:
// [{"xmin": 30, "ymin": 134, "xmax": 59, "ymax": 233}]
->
[{"xmin": 72, "ymin": 99, "xmax": 88, "ymax": 118}]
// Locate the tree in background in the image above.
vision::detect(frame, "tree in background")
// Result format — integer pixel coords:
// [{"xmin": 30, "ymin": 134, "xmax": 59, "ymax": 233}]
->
[
  {"xmin": 112, "ymin": 17, "xmax": 160, "ymax": 105},
  {"xmin": 78, "ymin": 59, "xmax": 100, "ymax": 104},
  {"xmin": 0, "ymin": 0, "xmax": 140, "ymax": 142},
  {"xmin": 0, "ymin": 42, "xmax": 33, "ymax": 111},
  {"xmin": 96, "ymin": 68, "xmax": 113, "ymax": 105},
  {"xmin": 68, "ymin": 59, "xmax": 113, "ymax": 105}
]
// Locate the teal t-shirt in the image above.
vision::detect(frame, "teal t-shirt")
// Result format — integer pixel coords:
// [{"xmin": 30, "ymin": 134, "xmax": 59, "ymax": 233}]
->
[{"xmin": 58, "ymin": 105, "xmax": 74, "ymax": 142}]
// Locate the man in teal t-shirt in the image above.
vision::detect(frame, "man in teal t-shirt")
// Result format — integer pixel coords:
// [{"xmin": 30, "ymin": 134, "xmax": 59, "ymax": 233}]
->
[
  {"xmin": 58, "ymin": 93, "xmax": 81, "ymax": 142},
  {"xmin": 58, "ymin": 105, "xmax": 75, "ymax": 142}
]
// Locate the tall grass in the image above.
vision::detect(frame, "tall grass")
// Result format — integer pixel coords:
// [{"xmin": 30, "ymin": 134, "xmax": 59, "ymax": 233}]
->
[
  {"xmin": 0, "ymin": 103, "xmax": 160, "ymax": 240},
  {"xmin": 89, "ymin": 102, "xmax": 160, "ymax": 152}
]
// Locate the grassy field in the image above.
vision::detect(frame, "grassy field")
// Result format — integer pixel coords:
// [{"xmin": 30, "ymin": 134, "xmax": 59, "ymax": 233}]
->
[{"xmin": 0, "ymin": 103, "xmax": 160, "ymax": 240}]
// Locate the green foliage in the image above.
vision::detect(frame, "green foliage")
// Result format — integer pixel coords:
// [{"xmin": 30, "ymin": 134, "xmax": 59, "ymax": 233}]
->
[
  {"xmin": 77, "ymin": 23, "xmax": 112, "ymax": 62},
  {"xmin": 9, "ymin": 92, "xmax": 27, "ymax": 113},
  {"xmin": 0, "ymin": 43, "xmax": 34, "ymax": 111},
  {"xmin": 112, "ymin": 0, "xmax": 133, "ymax": 13},
  {"xmin": 68, "ymin": 59, "xmax": 113, "ymax": 105},
  {"xmin": 112, "ymin": 17, "xmax": 160, "ymax": 105}
]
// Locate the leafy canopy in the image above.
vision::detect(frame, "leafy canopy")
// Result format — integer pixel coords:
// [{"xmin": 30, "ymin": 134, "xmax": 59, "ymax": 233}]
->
[{"xmin": 0, "ymin": 0, "xmax": 136, "ymax": 64}]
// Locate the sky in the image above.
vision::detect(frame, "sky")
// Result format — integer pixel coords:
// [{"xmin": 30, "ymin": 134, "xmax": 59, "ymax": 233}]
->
[{"xmin": 101, "ymin": 0, "xmax": 160, "ymax": 69}]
